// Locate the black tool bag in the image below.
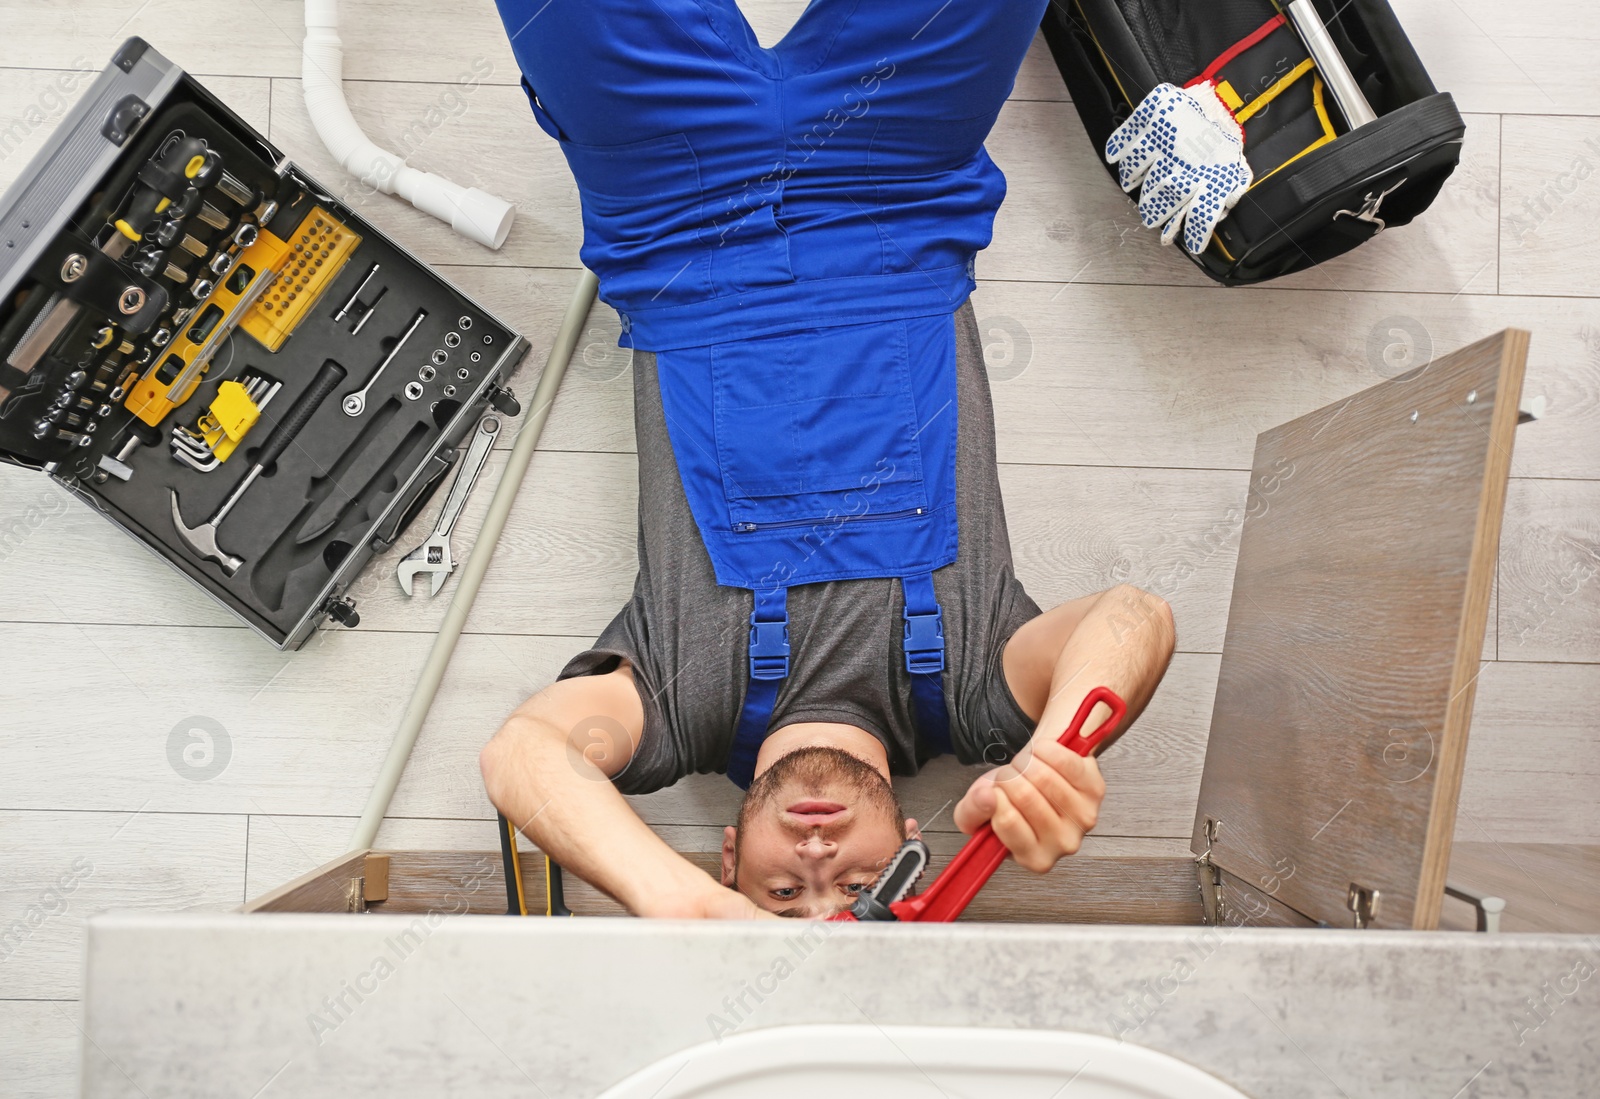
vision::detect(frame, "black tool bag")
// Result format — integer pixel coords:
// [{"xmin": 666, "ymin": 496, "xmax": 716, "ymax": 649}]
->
[{"xmin": 1040, "ymin": 0, "xmax": 1465, "ymax": 285}]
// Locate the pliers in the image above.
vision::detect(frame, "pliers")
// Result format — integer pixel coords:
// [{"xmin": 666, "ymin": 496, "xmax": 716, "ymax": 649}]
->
[{"xmin": 831, "ymin": 685, "xmax": 1129, "ymax": 923}]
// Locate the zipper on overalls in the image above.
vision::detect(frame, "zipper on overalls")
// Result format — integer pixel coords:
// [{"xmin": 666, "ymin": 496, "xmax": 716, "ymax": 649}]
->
[{"xmin": 732, "ymin": 506, "xmax": 926, "ymax": 533}]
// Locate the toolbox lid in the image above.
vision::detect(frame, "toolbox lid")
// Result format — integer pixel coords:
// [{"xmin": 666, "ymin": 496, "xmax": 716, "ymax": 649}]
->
[{"xmin": 1191, "ymin": 330, "xmax": 1528, "ymax": 929}]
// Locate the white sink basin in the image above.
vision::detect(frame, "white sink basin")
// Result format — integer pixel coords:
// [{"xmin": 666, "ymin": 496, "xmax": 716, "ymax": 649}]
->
[{"xmin": 598, "ymin": 1024, "xmax": 1252, "ymax": 1098}]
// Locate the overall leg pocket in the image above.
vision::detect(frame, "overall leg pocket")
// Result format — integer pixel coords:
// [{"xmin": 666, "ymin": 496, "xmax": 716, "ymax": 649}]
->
[{"xmin": 711, "ymin": 321, "xmax": 929, "ymax": 532}]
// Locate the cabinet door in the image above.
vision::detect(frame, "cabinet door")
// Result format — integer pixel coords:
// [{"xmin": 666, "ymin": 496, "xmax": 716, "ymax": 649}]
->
[{"xmin": 1192, "ymin": 329, "xmax": 1528, "ymax": 929}]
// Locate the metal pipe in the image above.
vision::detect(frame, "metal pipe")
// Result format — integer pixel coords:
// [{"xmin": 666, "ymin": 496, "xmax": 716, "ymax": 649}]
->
[
  {"xmin": 1285, "ymin": 0, "xmax": 1378, "ymax": 129},
  {"xmin": 349, "ymin": 268, "xmax": 598, "ymax": 851}
]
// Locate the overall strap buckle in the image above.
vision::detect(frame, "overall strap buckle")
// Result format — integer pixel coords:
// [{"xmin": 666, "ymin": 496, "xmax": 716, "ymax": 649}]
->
[
  {"xmin": 748, "ymin": 588, "xmax": 790, "ymax": 680},
  {"xmin": 903, "ymin": 607, "xmax": 945, "ymax": 674},
  {"xmin": 901, "ymin": 572, "xmax": 945, "ymax": 675}
]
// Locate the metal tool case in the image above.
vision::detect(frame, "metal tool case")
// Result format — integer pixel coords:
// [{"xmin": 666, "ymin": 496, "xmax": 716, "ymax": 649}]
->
[{"xmin": 0, "ymin": 39, "xmax": 529, "ymax": 649}]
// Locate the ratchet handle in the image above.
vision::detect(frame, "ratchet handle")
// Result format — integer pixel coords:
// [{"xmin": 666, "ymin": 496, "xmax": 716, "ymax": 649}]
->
[
  {"xmin": 891, "ymin": 685, "xmax": 1128, "ymax": 924},
  {"xmin": 256, "ymin": 359, "xmax": 347, "ymax": 469}
]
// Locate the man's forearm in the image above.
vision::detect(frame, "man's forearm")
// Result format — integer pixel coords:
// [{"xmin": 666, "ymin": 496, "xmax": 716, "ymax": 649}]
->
[
  {"xmin": 959, "ymin": 584, "xmax": 1175, "ymax": 867},
  {"xmin": 481, "ymin": 713, "xmax": 718, "ymax": 916},
  {"xmin": 1032, "ymin": 583, "xmax": 1175, "ymax": 749}
]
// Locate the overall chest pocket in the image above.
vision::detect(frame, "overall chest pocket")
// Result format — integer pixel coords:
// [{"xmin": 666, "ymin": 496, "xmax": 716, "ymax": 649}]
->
[
  {"xmin": 705, "ymin": 199, "xmax": 795, "ymax": 293},
  {"xmin": 866, "ymin": 113, "xmax": 1005, "ymax": 274},
  {"xmin": 711, "ymin": 321, "xmax": 929, "ymax": 533},
  {"xmin": 558, "ymin": 131, "xmax": 716, "ymax": 304}
]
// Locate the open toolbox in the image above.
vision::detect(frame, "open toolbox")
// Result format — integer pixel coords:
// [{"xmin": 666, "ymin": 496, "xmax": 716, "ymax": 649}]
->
[{"xmin": 0, "ymin": 39, "xmax": 529, "ymax": 649}]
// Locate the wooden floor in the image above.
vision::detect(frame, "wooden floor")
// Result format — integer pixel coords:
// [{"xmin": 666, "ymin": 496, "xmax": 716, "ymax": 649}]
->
[{"xmin": 2, "ymin": 1, "xmax": 1598, "ymax": 1094}]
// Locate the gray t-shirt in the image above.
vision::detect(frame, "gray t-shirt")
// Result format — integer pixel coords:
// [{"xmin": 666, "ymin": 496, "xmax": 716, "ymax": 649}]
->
[{"xmin": 558, "ymin": 298, "xmax": 1043, "ymax": 795}]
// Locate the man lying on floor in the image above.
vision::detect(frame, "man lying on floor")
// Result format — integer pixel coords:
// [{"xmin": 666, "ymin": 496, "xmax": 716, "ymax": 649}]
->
[{"xmin": 480, "ymin": 0, "xmax": 1186, "ymax": 918}]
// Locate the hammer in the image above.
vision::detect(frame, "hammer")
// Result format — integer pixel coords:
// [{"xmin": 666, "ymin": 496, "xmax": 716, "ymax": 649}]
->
[{"xmin": 171, "ymin": 358, "xmax": 347, "ymax": 575}]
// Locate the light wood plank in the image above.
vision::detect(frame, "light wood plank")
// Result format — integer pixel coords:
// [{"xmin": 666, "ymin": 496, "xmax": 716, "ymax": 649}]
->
[
  {"xmin": 267, "ymin": 76, "xmax": 583, "ymax": 271},
  {"xmin": 1441, "ymin": 842, "xmax": 1600, "ymax": 933},
  {"xmin": 0, "ymin": 68, "xmax": 270, "ymax": 193},
  {"xmin": 1457, "ymin": 660, "xmax": 1600, "ymax": 844},
  {"xmin": 0, "ymin": 809, "xmax": 246, "ymax": 998},
  {"xmin": 1013, "ymin": 30, "xmax": 1072, "ymax": 104},
  {"xmin": 1003, "ymin": 465, "xmax": 1245, "ymax": 654},
  {"xmin": 245, "ymin": 814, "xmax": 518, "ymax": 899},
  {"xmin": 0, "ymin": 294, "xmax": 1590, "ymax": 639},
  {"xmin": 1497, "ymin": 478, "xmax": 1600, "ymax": 664},
  {"xmin": 0, "ymin": 615, "xmax": 1214, "ymax": 839},
  {"xmin": 384, "ymin": 458, "xmax": 1245, "ymax": 647},
  {"xmin": 0, "ymin": 625, "xmax": 522, "ymax": 818},
  {"xmin": 240, "ymin": 849, "xmax": 365, "ymax": 913},
  {"xmin": 0, "ymin": 0, "xmax": 523, "ymax": 84},
  {"xmin": 1389, "ymin": 0, "xmax": 1600, "ymax": 116},
  {"xmin": 1, "ymin": 290, "xmax": 1589, "ymax": 636},
  {"xmin": 0, "ymin": 1000, "xmax": 79, "ymax": 1099},
  {"xmin": 0, "ymin": 4, "xmax": 1072, "ymax": 98},
  {"xmin": 969, "ymin": 282, "xmax": 1600, "ymax": 481},
  {"xmin": 8, "ymin": 0, "xmax": 1591, "ymax": 120},
  {"xmin": 733, "ymin": 0, "xmax": 807, "ymax": 48},
  {"xmin": 418, "ymin": 278, "xmax": 1600, "ymax": 485},
  {"xmin": 1499, "ymin": 114, "xmax": 1600, "ymax": 297},
  {"xmin": 4, "ymin": 633, "xmax": 1593, "ymax": 845},
  {"xmin": 0, "ymin": 453, "xmax": 1251, "ymax": 647}
]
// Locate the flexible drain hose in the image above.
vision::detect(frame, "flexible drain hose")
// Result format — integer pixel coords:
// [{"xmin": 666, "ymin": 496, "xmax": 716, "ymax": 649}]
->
[
  {"xmin": 350, "ymin": 268, "xmax": 599, "ymax": 851},
  {"xmin": 302, "ymin": 0, "xmax": 517, "ymax": 249}
]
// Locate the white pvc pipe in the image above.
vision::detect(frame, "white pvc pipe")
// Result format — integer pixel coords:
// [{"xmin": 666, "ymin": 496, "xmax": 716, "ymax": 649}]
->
[{"xmin": 302, "ymin": 0, "xmax": 516, "ymax": 249}]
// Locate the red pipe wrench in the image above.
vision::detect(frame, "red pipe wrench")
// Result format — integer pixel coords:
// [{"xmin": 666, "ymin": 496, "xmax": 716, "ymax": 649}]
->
[{"xmin": 831, "ymin": 685, "xmax": 1128, "ymax": 923}]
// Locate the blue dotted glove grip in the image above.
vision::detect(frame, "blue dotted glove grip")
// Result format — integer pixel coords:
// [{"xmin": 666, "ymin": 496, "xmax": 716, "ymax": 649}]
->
[{"xmin": 1105, "ymin": 83, "xmax": 1253, "ymax": 254}]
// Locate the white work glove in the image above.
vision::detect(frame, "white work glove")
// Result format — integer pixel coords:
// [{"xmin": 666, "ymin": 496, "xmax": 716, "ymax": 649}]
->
[{"xmin": 1104, "ymin": 81, "xmax": 1253, "ymax": 255}]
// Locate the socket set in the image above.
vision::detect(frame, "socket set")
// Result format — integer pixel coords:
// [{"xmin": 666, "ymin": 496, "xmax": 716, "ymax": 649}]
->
[{"xmin": 0, "ymin": 39, "xmax": 529, "ymax": 648}]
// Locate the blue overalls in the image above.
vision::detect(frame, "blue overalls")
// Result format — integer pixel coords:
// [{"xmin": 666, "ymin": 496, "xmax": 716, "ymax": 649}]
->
[{"xmin": 496, "ymin": 0, "xmax": 1047, "ymax": 786}]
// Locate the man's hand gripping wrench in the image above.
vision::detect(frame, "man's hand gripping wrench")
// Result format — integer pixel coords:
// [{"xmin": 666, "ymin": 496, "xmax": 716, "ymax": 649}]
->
[
  {"xmin": 832, "ymin": 685, "xmax": 1128, "ymax": 923},
  {"xmin": 396, "ymin": 414, "xmax": 499, "ymax": 596}
]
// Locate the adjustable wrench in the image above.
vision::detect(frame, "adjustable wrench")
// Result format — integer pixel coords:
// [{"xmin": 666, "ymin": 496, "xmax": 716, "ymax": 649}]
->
[
  {"xmin": 831, "ymin": 685, "xmax": 1128, "ymax": 923},
  {"xmin": 396, "ymin": 415, "xmax": 500, "ymax": 596}
]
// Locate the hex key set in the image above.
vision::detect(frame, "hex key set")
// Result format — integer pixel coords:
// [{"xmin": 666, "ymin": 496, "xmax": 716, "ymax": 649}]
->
[{"xmin": 0, "ymin": 39, "xmax": 528, "ymax": 648}]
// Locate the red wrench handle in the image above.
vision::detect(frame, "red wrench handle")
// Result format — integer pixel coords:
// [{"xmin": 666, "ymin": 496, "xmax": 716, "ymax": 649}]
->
[{"xmin": 891, "ymin": 685, "xmax": 1127, "ymax": 923}]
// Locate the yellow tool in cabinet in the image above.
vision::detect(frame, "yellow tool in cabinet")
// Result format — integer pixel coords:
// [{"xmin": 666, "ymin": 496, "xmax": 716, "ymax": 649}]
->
[{"xmin": 122, "ymin": 207, "xmax": 359, "ymax": 427}]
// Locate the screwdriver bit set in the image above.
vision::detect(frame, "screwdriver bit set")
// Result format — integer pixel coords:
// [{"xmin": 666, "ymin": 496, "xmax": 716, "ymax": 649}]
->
[{"xmin": 0, "ymin": 39, "xmax": 529, "ymax": 648}]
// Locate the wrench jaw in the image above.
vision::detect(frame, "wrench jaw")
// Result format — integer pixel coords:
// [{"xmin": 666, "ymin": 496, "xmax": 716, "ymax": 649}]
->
[
  {"xmin": 394, "ymin": 415, "xmax": 497, "ymax": 598},
  {"xmin": 396, "ymin": 537, "xmax": 452, "ymax": 597}
]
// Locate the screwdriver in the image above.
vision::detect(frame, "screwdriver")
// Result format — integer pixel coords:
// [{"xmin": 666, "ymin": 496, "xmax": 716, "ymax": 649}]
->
[{"xmin": 3, "ymin": 134, "xmax": 212, "ymax": 395}]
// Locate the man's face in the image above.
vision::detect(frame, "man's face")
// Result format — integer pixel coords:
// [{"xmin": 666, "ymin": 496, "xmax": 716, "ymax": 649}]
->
[{"xmin": 723, "ymin": 746, "xmax": 909, "ymax": 918}]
